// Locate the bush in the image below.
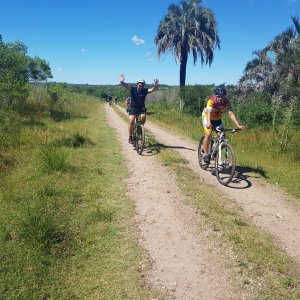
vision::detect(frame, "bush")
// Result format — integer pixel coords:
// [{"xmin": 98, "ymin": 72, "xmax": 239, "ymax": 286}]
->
[
  {"xmin": 40, "ymin": 144, "xmax": 69, "ymax": 172},
  {"xmin": 235, "ymin": 101, "xmax": 274, "ymax": 127}
]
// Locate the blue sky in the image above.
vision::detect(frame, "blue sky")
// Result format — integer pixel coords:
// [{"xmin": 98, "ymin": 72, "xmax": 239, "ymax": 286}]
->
[{"xmin": 0, "ymin": 0, "xmax": 299, "ymax": 86}]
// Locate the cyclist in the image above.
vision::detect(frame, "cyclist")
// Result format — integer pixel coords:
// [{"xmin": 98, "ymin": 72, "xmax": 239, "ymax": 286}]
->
[
  {"xmin": 108, "ymin": 95, "xmax": 113, "ymax": 106},
  {"xmin": 202, "ymin": 85, "xmax": 246, "ymax": 163},
  {"xmin": 119, "ymin": 74, "xmax": 159, "ymax": 144},
  {"xmin": 125, "ymin": 96, "xmax": 131, "ymax": 112}
]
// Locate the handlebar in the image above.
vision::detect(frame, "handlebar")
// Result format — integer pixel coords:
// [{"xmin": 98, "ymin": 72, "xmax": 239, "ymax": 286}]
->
[{"xmin": 213, "ymin": 128, "xmax": 242, "ymax": 133}]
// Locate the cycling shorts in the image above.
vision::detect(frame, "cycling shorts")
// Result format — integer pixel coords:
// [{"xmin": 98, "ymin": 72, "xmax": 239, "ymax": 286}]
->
[
  {"xmin": 128, "ymin": 107, "xmax": 147, "ymax": 116},
  {"xmin": 202, "ymin": 112, "xmax": 223, "ymax": 134}
]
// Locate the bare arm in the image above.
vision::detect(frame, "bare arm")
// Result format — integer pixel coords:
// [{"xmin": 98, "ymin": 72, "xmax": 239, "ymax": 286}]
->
[
  {"xmin": 206, "ymin": 110, "xmax": 212, "ymax": 129},
  {"xmin": 147, "ymin": 78, "xmax": 159, "ymax": 94},
  {"xmin": 119, "ymin": 74, "xmax": 131, "ymax": 92},
  {"xmin": 228, "ymin": 111, "xmax": 246, "ymax": 130}
]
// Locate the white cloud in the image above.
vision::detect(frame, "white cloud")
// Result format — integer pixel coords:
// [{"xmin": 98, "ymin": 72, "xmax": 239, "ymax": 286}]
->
[
  {"xmin": 56, "ymin": 67, "xmax": 63, "ymax": 72},
  {"xmin": 146, "ymin": 51, "xmax": 156, "ymax": 61},
  {"xmin": 81, "ymin": 48, "xmax": 87, "ymax": 53},
  {"xmin": 131, "ymin": 35, "xmax": 145, "ymax": 45}
]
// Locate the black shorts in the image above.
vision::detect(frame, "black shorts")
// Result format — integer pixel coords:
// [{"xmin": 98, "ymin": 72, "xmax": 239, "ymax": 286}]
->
[
  {"xmin": 128, "ymin": 107, "xmax": 147, "ymax": 116},
  {"xmin": 211, "ymin": 119, "xmax": 222, "ymax": 129}
]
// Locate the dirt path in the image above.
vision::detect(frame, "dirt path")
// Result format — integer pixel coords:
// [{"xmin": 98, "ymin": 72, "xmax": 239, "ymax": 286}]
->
[
  {"xmin": 105, "ymin": 105, "xmax": 300, "ymax": 299},
  {"xmin": 106, "ymin": 105, "xmax": 249, "ymax": 299}
]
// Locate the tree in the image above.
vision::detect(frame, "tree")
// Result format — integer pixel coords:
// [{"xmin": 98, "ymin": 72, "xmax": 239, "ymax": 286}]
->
[
  {"xmin": 239, "ymin": 16, "xmax": 300, "ymax": 95},
  {"xmin": 28, "ymin": 56, "xmax": 52, "ymax": 82},
  {"xmin": 0, "ymin": 36, "xmax": 52, "ymax": 107},
  {"xmin": 154, "ymin": 0, "xmax": 220, "ymax": 86}
]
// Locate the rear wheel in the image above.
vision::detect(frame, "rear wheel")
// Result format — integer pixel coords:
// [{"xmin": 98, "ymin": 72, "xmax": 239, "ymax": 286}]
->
[
  {"xmin": 198, "ymin": 136, "xmax": 210, "ymax": 170},
  {"xmin": 135, "ymin": 123, "xmax": 145, "ymax": 155},
  {"xmin": 215, "ymin": 142, "xmax": 236, "ymax": 186}
]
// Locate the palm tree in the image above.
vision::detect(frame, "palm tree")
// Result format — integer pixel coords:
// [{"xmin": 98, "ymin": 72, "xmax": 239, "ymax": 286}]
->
[
  {"xmin": 239, "ymin": 16, "xmax": 300, "ymax": 94},
  {"xmin": 154, "ymin": 0, "xmax": 220, "ymax": 86}
]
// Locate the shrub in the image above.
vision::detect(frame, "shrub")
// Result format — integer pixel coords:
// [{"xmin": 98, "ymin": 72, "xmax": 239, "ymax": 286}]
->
[{"xmin": 40, "ymin": 144, "xmax": 69, "ymax": 172}]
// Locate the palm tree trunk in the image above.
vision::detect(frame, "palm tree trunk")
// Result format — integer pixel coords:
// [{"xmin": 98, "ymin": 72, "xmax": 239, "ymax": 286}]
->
[{"xmin": 179, "ymin": 50, "xmax": 188, "ymax": 86}]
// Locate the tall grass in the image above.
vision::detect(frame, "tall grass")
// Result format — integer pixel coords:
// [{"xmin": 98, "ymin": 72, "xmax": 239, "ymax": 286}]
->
[
  {"xmin": 0, "ymin": 85, "xmax": 160, "ymax": 299},
  {"xmin": 40, "ymin": 143, "xmax": 69, "ymax": 172}
]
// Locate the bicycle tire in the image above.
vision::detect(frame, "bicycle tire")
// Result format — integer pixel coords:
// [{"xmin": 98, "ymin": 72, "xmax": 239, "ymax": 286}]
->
[
  {"xmin": 215, "ymin": 142, "xmax": 236, "ymax": 186},
  {"xmin": 198, "ymin": 136, "xmax": 210, "ymax": 170},
  {"xmin": 135, "ymin": 123, "xmax": 145, "ymax": 155}
]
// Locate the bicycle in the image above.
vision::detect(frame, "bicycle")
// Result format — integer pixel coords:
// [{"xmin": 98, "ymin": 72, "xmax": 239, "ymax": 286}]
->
[
  {"xmin": 132, "ymin": 112, "xmax": 154, "ymax": 155},
  {"xmin": 198, "ymin": 127, "xmax": 241, "ymax": 186}
]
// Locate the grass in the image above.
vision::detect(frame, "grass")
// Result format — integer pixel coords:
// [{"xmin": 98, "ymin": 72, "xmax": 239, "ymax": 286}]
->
[
  {"xmin": 154, "ymin": 145, "xmax": 300, "ymax": 299},
  {"xmin": 0, "ymin": 97, "xmax": 161, "ymax": 299},
  {"xmin": 147, "ymin": 105, "xmax": 300, "ymax": 199}
]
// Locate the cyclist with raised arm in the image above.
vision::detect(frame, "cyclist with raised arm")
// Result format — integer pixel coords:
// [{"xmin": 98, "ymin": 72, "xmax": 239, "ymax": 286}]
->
[
  {"xmin": 202, "ymin": 85, "xmax": 246, "ymax": 163},
  {"xmin": 119, "ymin": 74, "xmax": 159, "ymax": 144}
]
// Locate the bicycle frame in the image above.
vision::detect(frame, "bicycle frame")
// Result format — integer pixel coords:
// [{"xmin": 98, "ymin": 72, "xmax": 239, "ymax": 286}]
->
[
  {"xmin": 132, "ymin": 112, "xmax": 154, "ymax": 155},
  {"xmin": 198, "ymin": 128, "xmax": 241, "ymax": 185}
]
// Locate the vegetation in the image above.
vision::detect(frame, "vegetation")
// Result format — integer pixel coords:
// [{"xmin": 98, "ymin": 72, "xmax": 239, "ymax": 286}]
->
[
  {"xmin": 155, "ymin": 0, "xmax": 220, "ymax": 86},
  {"xmin": 0, "ymin": 86, "xmax": 160, "ymax": 299}
]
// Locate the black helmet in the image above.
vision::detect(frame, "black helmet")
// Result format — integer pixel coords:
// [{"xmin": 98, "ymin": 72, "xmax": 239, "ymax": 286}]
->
[{"xmin": 214, "ymin": 86, "xmax": 227, "ymax": 96}]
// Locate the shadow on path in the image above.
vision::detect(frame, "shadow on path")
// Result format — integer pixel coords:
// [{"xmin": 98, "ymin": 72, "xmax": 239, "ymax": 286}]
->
[
  {"xmin": 143, "ymin": 142, "xmax": 196, "ymax": 156},
  {"xmin": 227, "ymin": 165, "xmax": 268, "ymax": 189}
]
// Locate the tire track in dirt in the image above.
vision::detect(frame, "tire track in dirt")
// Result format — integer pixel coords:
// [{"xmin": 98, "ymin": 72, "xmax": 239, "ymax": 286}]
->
[{"xmin": 106, "ymin": 105, "xmax": 250, "ymax": 299}]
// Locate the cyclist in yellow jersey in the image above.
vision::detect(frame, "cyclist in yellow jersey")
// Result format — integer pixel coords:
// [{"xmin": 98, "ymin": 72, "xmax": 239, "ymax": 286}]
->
[{"xmin": 202, "ymin": 85, "xmax": 246, "ymax": 163}]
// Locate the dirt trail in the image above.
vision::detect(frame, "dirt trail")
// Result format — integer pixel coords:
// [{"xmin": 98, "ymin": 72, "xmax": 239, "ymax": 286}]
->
[
  {"xmin": 106, "ymin": 105, "xmax": 248, "ymax": 299},
  {"xmin": 106, "ymin": 105, "xmax": 300, "ymax": 299}
]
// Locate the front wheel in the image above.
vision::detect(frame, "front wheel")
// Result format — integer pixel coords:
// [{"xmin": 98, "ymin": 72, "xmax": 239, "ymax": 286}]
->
[
  {"xmin": 215, "ymin": 142, "xmax": 236, "ymax": 186},
  {"xmin": 135, "ymin": 123, "xmax": 145, "ymax": 155}
]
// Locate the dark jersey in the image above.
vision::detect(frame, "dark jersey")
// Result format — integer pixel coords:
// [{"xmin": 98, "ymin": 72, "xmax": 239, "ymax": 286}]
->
[{"xmin": 130, "ymin": 87, "xmax": 148, "ymax": 109}]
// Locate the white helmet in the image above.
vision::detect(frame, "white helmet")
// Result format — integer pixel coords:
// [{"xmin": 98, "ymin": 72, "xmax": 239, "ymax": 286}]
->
[{"xmin": 136, "ymin": 78, "xmax": 145, "ymax": 84}]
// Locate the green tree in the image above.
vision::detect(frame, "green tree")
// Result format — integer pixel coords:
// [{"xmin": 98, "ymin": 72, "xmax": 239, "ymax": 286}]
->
[
  {"xmin": 239, "ymin": 16, "xmax": 300, "ymax": 96},
  {"xmin": 28, "ymin": 56, "xmax": 52, "ymax": 81},
  {"xmin": 154, "ymin": 0, "xmax": 220, "ymax": 87},
  {"xmin": 0, "ymin": 37, "xmax": 52, "ymax": 107},
  {"xmin": 0, "ymin": 44, "xmax": 29, "ymax": 106}
]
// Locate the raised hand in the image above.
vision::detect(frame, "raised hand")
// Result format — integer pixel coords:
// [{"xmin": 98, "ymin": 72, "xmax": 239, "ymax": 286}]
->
[{"xmin": 119, "ymin": 74, "xmax": 125, "ymax": 82}]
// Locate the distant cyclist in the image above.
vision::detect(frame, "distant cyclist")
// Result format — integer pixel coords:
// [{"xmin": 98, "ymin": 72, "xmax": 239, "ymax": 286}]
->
[
  {"xmin": 202, "ymin": 85, "xmax": 246, "ymax": 163},
  {"xmin": 119, "ymin": 74, "xmax": 159, "ymax": 144},
  {"xmin": 125, "ymin": 96, "xmax": 131, "ymax": 112},
  {"xmin": 108, "ymin": 95, "xmax": 112, "ymax": 106}
]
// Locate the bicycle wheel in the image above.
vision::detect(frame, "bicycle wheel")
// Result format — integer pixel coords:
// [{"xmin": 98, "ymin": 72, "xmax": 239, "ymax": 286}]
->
[
  {"xmin": 215, "ymin": 142, "xmax": 236, "ymax": 186},
  {"xmin": 198, "ymin": 136, "xmax": 210, "ymax": 170},
  {"xmin": 135, "ymin": 123, "xmax": 145, "ymax": 155}
]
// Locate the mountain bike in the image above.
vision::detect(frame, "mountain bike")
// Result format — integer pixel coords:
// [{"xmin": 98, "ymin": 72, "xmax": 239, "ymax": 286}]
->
[
  {"xmin": 198, "ymin": 128, "xmax": 241, "ymax": 186},
  {"xmin": 132, "ymin": 112, "xmax": 154, "ymax": 155}
]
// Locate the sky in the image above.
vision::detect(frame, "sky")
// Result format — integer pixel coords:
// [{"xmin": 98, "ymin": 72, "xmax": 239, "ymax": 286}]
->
[{"xmin": 0, "ymin": 0, "xmax": 299, "ymax": 86}]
